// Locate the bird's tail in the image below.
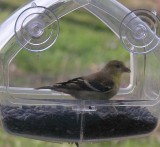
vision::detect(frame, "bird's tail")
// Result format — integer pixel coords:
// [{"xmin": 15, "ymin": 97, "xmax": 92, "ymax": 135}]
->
[
  {"xmin": 35, "ymin": 84, "xmax": 65, "ymax": 90},
  {"xmin": 35, "ymin": 86, "xmax": 54, "ymax": 90}
]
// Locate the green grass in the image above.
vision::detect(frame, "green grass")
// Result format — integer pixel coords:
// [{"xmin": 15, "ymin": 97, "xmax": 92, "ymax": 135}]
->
[
  {"xmin": 0, "ymin": 0, "xmax": 28, "ymax": 24},
  {"xmin": 0, "ymin": 10, "xmax": 11, "ymax": 24},
  {"xmin": 0, "ymin": 0, "xmax": 27, "ymax": 10}
]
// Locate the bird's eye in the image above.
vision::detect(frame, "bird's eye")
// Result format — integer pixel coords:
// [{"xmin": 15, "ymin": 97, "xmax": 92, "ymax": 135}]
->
[{"xmin": 115, "ymin": 64, "xmax": 121, "ymax": 68}]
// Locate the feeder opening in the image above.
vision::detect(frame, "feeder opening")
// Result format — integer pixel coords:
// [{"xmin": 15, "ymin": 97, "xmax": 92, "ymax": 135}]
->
[{"xmin": 8, "ymin": 8, "xmax": 134, "ymax": 102}]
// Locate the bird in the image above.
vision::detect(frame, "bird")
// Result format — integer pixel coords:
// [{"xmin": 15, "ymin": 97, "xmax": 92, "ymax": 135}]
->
[{"xmin": 36, "ymin": 60, "xmax": 130, "ymax": 100}]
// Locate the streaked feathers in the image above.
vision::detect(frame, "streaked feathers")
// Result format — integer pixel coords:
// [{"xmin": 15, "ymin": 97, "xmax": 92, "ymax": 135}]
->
[{"xmin": 36, "ymin": 60, "xmax": 130, "ymax": 100}]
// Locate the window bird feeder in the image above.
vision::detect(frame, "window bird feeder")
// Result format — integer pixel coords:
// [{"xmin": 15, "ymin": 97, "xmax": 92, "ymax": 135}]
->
[{"xmin": 0, "ymin": 0, "xmax": 160, "ymax": 143}]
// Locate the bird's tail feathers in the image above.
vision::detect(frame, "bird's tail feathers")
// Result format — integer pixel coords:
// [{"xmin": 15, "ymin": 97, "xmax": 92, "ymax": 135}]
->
[
  {"xmin": 35, "ymin": 86, "xmax": 54, "ymax": 90},
  {"xmin": 35, "ymin": 83, "xmax": 66, "ymax": 90}
]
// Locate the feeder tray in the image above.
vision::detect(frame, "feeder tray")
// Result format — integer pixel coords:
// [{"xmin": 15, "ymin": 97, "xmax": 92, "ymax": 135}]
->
[{"xmin": 0, "ymin": 0, "xmax": 160, "ymax": 143}]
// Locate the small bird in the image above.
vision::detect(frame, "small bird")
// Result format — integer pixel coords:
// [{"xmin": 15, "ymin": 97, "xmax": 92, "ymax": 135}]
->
[{"xmin": 36, "ymin": 60, "xmax": 130, "ymax": 100}]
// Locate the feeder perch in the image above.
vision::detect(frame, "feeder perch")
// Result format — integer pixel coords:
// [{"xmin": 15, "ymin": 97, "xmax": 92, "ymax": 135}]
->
[{"xmin": 0, "ymin": 0, "xmax": 160, "ymax": 143}]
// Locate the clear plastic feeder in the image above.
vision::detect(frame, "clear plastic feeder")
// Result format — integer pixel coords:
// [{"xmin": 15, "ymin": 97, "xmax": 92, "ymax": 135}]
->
[{"xmin": 0, "ymin": 0, "xmax": 160, "ymax": 143}]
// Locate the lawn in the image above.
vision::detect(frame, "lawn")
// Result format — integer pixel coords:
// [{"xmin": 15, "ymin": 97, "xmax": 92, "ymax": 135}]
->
[{"xmin": 0, "ymin": 0, "xmax": 160, "ymax": 147}]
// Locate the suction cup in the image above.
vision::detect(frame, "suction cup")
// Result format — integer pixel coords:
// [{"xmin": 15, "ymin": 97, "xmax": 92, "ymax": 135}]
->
[
  {"xmin": 15, "ymin": 6, "xmax": 59, "ymax": 52},
  {"xmin": 120, "ymin": 9, "xmax": 160, "ymax": 54}
]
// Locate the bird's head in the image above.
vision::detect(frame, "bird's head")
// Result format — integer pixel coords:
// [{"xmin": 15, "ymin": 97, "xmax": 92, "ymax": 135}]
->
[{"xmin": 103, "ymin": 60, "xmax": 131, "ymax": 76}]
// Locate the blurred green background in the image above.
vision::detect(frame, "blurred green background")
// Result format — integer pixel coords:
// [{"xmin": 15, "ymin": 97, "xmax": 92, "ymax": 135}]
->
[{"xmin": 0, "ymin": 0, "xmax": 160, "ymax": 147}]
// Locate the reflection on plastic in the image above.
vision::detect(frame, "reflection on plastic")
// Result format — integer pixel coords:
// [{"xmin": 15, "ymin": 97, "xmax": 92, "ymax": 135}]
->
[
  {"xmin": 14, "ymin": 5, "xmax": 60, "ymax": 52},
  {"xmin": 120, "ymin": 9, "xmax": 160, "ymax": 54}
]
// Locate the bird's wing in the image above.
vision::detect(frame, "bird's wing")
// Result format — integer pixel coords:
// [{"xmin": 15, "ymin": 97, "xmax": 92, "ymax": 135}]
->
[
  {"xmin": 53, "ymin": 77, "xmax": 114, "ymax": 93},
  {"xmin": 53, "ymin": 77, "xmax": 94, "ymax": 91},
  {"xmin": 87, "ymin": 79, "xmax": 115, "ymax": 93}
]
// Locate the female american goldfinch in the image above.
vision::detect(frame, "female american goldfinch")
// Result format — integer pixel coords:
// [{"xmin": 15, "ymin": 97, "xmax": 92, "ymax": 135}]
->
[{"xmin": 36, "ymin": 60, "xmax": 130, "ymax": 100}]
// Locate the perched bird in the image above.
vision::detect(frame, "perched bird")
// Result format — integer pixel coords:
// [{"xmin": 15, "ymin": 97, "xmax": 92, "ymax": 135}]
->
[{"xmin": 36, "ymin": 60, "xmax": 130, "ymax": 100}]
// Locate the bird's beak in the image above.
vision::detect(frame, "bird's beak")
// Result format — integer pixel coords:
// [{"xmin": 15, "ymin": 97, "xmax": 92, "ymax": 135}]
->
[{"xmin": 123, "ymin": 67, "xmax": 131, "ymax": 73}]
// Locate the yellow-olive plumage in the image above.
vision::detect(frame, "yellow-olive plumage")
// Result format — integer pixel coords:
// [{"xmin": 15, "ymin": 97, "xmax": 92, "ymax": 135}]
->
[{"xmin": 37, "ymin": 60, "xmax": 130, "ymax": 100}]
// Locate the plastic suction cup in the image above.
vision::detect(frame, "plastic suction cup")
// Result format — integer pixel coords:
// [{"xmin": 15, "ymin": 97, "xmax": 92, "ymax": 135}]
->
[
  {"xmin": 15, "ymin": 6, "xmax": 59, "ymax": 52},
  {"xmin": 120, "ymin": 9, "xmax": 160, "ymax": 54}
]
